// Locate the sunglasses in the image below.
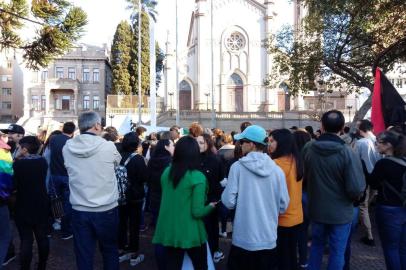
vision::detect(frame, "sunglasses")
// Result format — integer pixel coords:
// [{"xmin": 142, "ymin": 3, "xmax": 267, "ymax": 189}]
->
[{"xmin": 239, "ymin": 139, "xmax": 252, "ymax": 145}]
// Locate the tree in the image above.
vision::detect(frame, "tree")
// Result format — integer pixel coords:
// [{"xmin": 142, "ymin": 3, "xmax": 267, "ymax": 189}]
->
[
  {"xmin": 126, "ymin": 0, "xmax": 159, "ymax": 96},
  {"xmin": 0, "ymin": 0, "xmax": 87, "ymax": 70},
  {"xmin": 128, "ymin": 11, "xmax": 150, "ymax": 95},
  {"xmin": 111, "ymin": 21, "xmax": 133, "ymax": 95},
  {"xmin": 155, "ymin": 41, "xmax": 165, "ymax": 89},
  {"xmin": 266, "ymin": 0, "xmax": 406, "ymax": 124},
  {"xmin": 126, "ymin": 0, "xmax": 157, "ymax": 23}
]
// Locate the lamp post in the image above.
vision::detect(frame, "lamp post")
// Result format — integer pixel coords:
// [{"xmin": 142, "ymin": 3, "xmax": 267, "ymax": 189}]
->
[
  {"xmin": 108, "ymin": 114, "xmax": 115, "ymax": 127},
  {"xmin": 137, "ymin": 0, "xmax": 142, "ymax": 125},
  {"xmin": 168, "ymin": 92, "xmax": 174, "ymax": 110},
  {"xmin": 205, "ymin": 92, "xmax": 210, "ymax": 111},
  {"xmin": 347, "ymin": 105, "xmax": 353, "ymax": 122}
]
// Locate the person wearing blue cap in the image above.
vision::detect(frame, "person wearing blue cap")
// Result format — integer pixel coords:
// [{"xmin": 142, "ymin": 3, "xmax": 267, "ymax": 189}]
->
[{"xmin": 221, "ymin": 125, "xmax": 290, "ymax": 270}]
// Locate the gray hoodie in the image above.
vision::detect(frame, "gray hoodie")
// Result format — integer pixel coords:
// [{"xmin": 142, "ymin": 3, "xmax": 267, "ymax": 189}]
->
[
  {"xmin": 63, "ymin": 134, "xmax": 122, "ymax": 212},
  {"xmin": 221, "ymin": 151, "xmax": 289, "ymax": 251}
]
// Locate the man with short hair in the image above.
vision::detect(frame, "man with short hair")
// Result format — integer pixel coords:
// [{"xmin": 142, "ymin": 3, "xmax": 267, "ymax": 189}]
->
[
  {"xmin": 222, "ymin": 125, "xmax": 290, "ymax": 270},
  {"xmin": 303, "ymin": 110, "xmax": 366, "ymax": 270},
  {"xmin": 355, "ymin": 119, "xmax": 380, "ymax": 246},
  {"xmin": 1, "ymin": 124, "xmax": 25, "ymax": 158},
  {"xmin": 63, "ymin": 112, "xmax": 122, "ymax": 270},
  {"xmin": 49, "ymin": 121, "xmax": 76, "ymax": 240}
]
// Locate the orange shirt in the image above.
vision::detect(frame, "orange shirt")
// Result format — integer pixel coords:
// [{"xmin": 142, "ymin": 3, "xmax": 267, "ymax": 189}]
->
[{"xmin": 275, "ymin": 156, "xmax": 303, "ymax": 227}]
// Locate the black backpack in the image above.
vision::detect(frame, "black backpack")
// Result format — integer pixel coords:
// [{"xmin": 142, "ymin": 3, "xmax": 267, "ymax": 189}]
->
[
  {"xmin": 115, "ymin": 153, "xmax": 137, "ymax": 205},
  {"xmin": 382, "ymin": 156, "xmax": 406, "ymax": 206}
]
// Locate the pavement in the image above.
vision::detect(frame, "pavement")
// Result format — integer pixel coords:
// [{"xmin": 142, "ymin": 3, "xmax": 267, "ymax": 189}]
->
[{"xmin": 4, "ymin": 212, "xmax": 386, "ymax": 270}]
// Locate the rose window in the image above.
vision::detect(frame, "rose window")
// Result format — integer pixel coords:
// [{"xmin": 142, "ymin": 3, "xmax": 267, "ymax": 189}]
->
[{"xmin": 226, "ymin": 32, "xmax": 245, "ymax": 52}]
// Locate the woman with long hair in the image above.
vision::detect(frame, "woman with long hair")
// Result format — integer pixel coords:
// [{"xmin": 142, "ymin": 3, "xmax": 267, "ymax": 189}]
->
[
  {"xmin": 196, "ymin": 134, "xmax": 224, "ymax": 263},
  {"xmin": 369, "ymin": 131, "xmax": 406, "ymax": 270},
  {"xmin": 153, "ymin": 136, "xmax": 216, "ymax": 270},
  {"xmin": 118, "ymin": 132, "xmax": 148, "ymax": 266},
  {"xmin": 293, "ymin": 129, "xmax": 312, "ymax": 269},
  {"xmin": 148, "ymin": 139, "xmax": 174, "ymax": 270},
  {"xmin": 269, "ymin": 128, "xmax": 304, "ymax": 270}
]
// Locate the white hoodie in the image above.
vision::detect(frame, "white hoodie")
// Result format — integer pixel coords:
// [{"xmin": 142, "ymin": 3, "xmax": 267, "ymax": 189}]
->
[
  {"xmin": 63, "ymin": 134, "xmax": 122, "ymax": 212},
  {"xmin": 221, "ymin": 151, "xmax": 289, "ymax": 251}
]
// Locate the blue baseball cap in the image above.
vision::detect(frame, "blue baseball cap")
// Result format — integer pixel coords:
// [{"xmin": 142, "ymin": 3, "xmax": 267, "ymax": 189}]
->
[{"xmin": 234, "ymin": 125, "xmax": 267, "ymax": 145}]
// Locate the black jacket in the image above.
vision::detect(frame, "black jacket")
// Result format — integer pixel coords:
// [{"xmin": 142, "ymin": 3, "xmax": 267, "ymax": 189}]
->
[
  {"xmin": 13, "ymin": 156, "xmax": 49, "ymax": 224},
  {"xmin": 199, "ymin": 153, "xmax": 224, "ymax": 202},
  {"xmin": 147, "ymin": 154, "xmax": 171, "ymax": 212},
  {"xmin": 368, "ymin": 158, "xmax": 406, "ymax": 207},
  {"xmin": 121, "ymin": 152, "xmax": 148, "ymax": 203}
]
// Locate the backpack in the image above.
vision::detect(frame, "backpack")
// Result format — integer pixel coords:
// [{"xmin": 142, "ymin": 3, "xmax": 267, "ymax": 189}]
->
[
  {"xmin": 115, "ymin": 153, "xmax": 137, "ymax": 205},
  {"xmin": 382, "ymin": 156, "xmax": 406, "ymax": 206}
]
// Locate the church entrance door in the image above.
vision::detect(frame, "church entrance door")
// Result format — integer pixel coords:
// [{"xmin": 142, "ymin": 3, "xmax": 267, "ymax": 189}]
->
[
  {"xmin": 179, "ymin": 80, "xmax": 192, "ymax": 110},
  {"xmin": 235, "ymin": 87, "xmax": 243, "ymax": 112},
  {"xmin": 179, "ymin": 91, "xmax": 191, "ymax": 110},
  {"xmin": 228, "ymin": 73, "xmax": 244, "ymax": 112}
]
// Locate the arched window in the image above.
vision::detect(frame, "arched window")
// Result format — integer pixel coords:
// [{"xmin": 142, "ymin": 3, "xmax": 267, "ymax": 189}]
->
[
  {"xmin": 179, "ymin": 80, "xmax": 191, "ymax": 91},
  {"xmin": 228, "ymin": 73, "xmax": 243, "ymax": 86}
]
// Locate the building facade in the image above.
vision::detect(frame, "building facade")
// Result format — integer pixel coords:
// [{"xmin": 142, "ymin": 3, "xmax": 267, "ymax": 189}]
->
[
  {"xmin": 0, "ymin": 51, "xmax": 23, "ymax": 123},
  {"xmin": 164, "ymin": 0, "xmax": 282, "ymax": 113},
  {"xmin": 23, "ymin": 44, "xmax": 112, "ymax": 126}
]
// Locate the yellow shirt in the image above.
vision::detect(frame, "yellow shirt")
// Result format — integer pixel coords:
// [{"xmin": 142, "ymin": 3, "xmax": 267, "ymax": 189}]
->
[{"xmin": 275, "ymin": 156, "xmax": 303, "ymax": 227}]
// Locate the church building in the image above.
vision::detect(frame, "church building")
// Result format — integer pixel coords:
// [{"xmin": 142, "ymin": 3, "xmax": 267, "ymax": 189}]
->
[{"xmin": 163, "ymin": 0, "xmax": 290, "ymax": 113}]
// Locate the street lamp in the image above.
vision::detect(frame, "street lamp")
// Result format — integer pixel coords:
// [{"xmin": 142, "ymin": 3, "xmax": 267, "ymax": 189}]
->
[
  {"xmin": 346, "ymin": 105, "xmax": 353, "ymax": 121},
  {"xmin": 108, "ymin": 114, "xmax": 115, "ymax": 127},
  {"xmin": 168, "ymin": 92, "xmax": 174, "ymax": 110},
  {"xmin": 205, "ymin": 92, "xmax": 210, "ymax": 111}
]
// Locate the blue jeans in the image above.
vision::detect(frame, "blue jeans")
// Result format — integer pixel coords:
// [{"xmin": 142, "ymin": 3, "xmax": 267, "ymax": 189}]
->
[
  {"xmin": 72, "ymin": 208, "xmax": 119, "ymax": 270},
  {"xmin": 0, "ymin": 205, "xmax": 11, "ymax": 270},
  {"xmin": 50, "ymin": 175, "xmax": 72, "ymax": 235},
  {"xmin": 308, "ymin": 222, "xmax": 352, "ymax": 270},
  {"xmin": 343, "ymin": 207, "xmax": 359, "ymax": 270},
  {"xmin": 376, "ymin": 205, "xmax": 406, "ymax": 270},
  {"xmin": 298, "ymin": 191, "xmax": 310, "ymax": 266}
]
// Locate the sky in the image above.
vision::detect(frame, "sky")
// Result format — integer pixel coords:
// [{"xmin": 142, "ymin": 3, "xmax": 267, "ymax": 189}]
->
[{"xmin": 71, "ymin": 0, "xmax": 294, "ymax": 48}]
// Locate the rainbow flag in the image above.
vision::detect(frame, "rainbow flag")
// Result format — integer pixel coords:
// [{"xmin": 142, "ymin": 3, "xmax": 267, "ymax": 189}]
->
[{"xmin": 0, "ymin": 149, "xmax": 13, "ymax": 200}]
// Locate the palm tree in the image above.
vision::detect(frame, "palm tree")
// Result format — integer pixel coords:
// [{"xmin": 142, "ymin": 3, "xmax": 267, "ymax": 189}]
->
[{"xmin": 126, "ymin": 0, "xmax": 158, "ymax": 23}]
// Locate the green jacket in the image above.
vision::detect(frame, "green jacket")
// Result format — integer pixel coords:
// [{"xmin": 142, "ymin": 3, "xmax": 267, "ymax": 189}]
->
[
  {"xmin": 152, "ymin": 166, "xmax": 213, "ymax": 248},
  {"xmin": 303, "ymin": 133, "xmax": 365, "ymax": 224}
]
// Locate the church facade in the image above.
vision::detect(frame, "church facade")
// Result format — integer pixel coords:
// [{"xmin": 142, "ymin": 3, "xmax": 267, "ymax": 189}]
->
[{"xmin": 164, "ymin": 0, "xmax": 283, "ymax": 113}]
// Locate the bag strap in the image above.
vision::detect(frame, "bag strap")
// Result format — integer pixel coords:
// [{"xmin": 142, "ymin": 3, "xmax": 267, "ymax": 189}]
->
[
  {"xmin": 382, "ymin": 157, "xmax": 406, "ymax": 205},
  {"xmin": 124, "ymin": 153, "xmax": 137, "ymax": 167},
  {"xmin": 385, "ymin": 156, "xmax": 406, "ymax": 167},
  {"xmin": 383, "ymin": 181, "xmax": 403, "ymax": 199}
]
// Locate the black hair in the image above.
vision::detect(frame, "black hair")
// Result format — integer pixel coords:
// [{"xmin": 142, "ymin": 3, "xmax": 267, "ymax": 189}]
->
[
  {"xmin": 270, "ymin": 129, "xmax": 304, "ymax": 181},
  {"xmin": 19, "ymin": 136, "xmax": 42, "ymax": 154},
  {"xmin": 358, "ymin": 120, "xmax": 373, "ymax": 133},
  {"xmin": 202, "ymin": 133, "xmax": 215, "ymax": 155},
  {"xmin": 321, "ymin": 110, "xmax": 345, "ymax": 133},
  {"xmin": 135, "ymin": 126, "xmax": 147, "ymax": 136},
  {"xmin": 343, "ymin": 126, "xmax": 350, "ymax": 134},
  {"xmin": 151, "ymin": 139, "xmax": 172, "ymax": 158},
  {"xmin": 44, "ymin": 130, "xmax": 62, "ymax": 148},
  {"xmin": 169, "ymin": 136, "xmax": 200, "ymax": 188},
  {"xmin": 305, "ymin": 125, "xmax": 314, "ymax": 135},
  {"xmin": 377, "ymin": 131, "xmax": 406, "ymax": 158},
  {"xmin": 62, "ymin": 122, "xmax": 76, "ymax": 134},
  {"xmin": 240, "ymin": 122, "xmax": 252, "ymax": 132},
  {"xmin": 122, "ymin": 132, "xmax": 140, "ymax": 153},
  {"xmin": 293, "ymin": 130, "xmax": 312, "ymax": 152}
]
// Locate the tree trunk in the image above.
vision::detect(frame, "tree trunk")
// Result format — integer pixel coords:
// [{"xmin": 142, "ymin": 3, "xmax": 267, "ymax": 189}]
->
[{"xmin": 350, "ymin": 90, "xmax": 372, "ymax": 129}]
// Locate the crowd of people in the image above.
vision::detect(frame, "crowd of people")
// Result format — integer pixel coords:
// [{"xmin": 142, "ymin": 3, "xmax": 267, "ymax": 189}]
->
[{"xmin": 0, "ymin": 109, "xmax": 405, "ymax": 270}]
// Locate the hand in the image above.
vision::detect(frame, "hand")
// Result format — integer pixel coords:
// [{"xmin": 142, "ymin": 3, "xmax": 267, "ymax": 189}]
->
[{"xmin": 209, "ymin": 201, "xmax": 219, "ymax": 208}]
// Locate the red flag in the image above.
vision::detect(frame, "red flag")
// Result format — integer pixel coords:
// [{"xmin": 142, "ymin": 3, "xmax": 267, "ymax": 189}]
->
[
  {"xmin": 371, "ymin": 68, "xmax": 406, "ymax": 134},
  {"xmin": 371, "ymin": 68, "xmax": 385, "ymax": 134}
]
